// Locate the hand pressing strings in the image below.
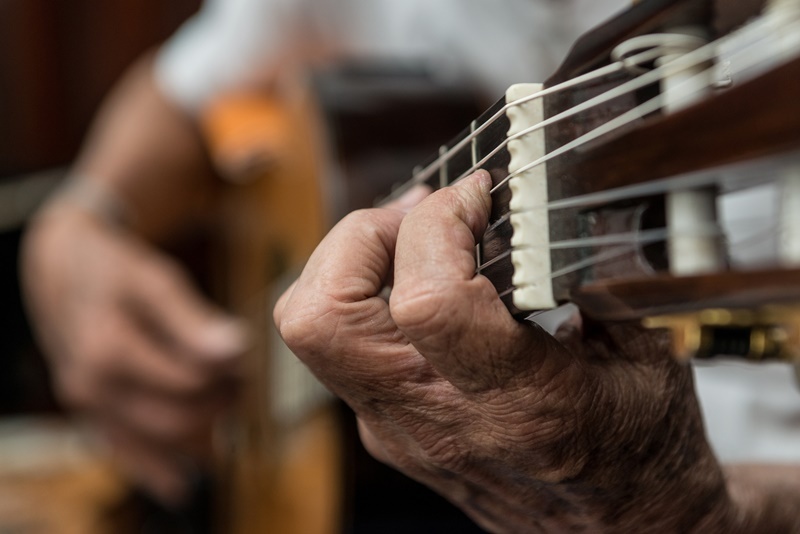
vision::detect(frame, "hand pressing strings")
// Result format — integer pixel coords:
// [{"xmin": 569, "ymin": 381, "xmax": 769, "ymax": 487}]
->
[{"xmin": 275, "ymin": 171, "xmax": 733, "ymax": 533}]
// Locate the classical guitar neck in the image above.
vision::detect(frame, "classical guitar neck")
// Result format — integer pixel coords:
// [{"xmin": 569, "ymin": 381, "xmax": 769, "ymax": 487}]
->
[{"xmin": 400, "ymin": 0, "xmax": 800, "ymax": 363}]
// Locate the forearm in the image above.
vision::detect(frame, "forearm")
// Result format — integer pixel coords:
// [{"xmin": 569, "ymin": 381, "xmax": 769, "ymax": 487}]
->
[{"xmin": 68, "ymin": 52, "xmax": 219, "ymax": 242}]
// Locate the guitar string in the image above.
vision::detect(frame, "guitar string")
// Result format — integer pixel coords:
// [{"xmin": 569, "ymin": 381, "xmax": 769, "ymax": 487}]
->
[
  {"xmin": 383, "ymin": 10, "xmax": 785, "ymax": 205},
  {"xmin": 443, "ymin": 47, "xmax": 685, "ymax": 195},
  {"xmin": 495, "ymin": 224, "xmax": 777, "ymax": 299},
  {"xmin": 496, "ymin": 245, "xmax": 637, "ymax": 299},
  {"xmin": 728, "ymin": 222, "xmax": 781, "ymax": 256},
  {"xmin": 499, "ymin": 13, "xmax": 795, "ymax": 216},
  {"xmin": 478, "ymin": 230, "xmax": 669, "ymax": 273},
  {"xmin": 491, "ymin": 13, "xmax": 791, "ymax": 196},
  {"xmin": 458, "ymin": 40, "xmax": 731, "ymax": 196},
  {"xmin": 474, "ymin": 230, "xmax": 665, "ymax": 273},
  {"xmin": 386, "ymin": 62, "xmax": 621, "ymax": 198},
  {"xmin": 504, "ymin": 187, "xmax": 785, "ymax": 294},
  {"xmin": 479, "ymin": 214, "xmax": 780, "ymax": 274},
  {"xmin": 479, "ymin": 13, "xmax": 794, "ymax": 291},
  {"xmin": 476, "ymin": 226, "xmax": 725, "ymax": 273},
  {"xmin": 382, "ymin": 48, "xmax": 666, "ymax": 202}
]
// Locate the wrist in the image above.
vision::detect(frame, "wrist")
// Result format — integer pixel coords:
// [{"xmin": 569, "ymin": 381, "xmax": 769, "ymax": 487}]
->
[
  {"xmin": 40, "ymin": 175, "xmax": 134, "ymax": 230},
  {"xmin": 23, "ymin": 179, "xmax": 135, "ymax": 275}
]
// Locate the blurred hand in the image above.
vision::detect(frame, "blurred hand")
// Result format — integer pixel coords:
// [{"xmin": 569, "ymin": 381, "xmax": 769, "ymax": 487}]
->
[
  {"xmin": 21, "ymin": 200, "xmax": 248, "ymax": 504},
  {"xmin": 275, "ymin": 171, "xmax": 732, "ymax": 532}
]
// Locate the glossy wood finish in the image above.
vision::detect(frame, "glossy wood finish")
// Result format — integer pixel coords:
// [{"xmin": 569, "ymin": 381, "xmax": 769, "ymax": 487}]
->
[
  {"xmin": 556, "ymin": 56, "xmax": 800, "ymax": 198},
  {"xmin": 573, "ymin": 268, "xmax": 800, "ymax": 321}
]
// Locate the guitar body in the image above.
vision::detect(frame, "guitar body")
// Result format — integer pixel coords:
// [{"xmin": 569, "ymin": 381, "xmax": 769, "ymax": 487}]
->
[
  {"xmin": 200, "ymin": 80, "xmax": 339, "ymax": 534},
  {"xmin": 199, "ymin": 66, "xmax": 484, "ymax": 533}
]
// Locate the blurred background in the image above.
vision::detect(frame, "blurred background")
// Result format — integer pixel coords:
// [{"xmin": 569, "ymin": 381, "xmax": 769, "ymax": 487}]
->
[
  {"xmin": 0, "ymin": 0, "xmax": 201, "ymax": 405},
  {"xmin": 0, "ymin": 2, "xmax": 486, "ymax": 533},
  {"xmin": 0, "ymin": 2, "xmax": 200, "ymax": 532}
]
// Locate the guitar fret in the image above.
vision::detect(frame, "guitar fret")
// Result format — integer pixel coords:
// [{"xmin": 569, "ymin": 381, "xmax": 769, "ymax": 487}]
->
[
  {"xmin": 439, "ymin": 145, "xmax": 448, "ymax": 189},
  {"xmin": 470, "ymin": 120, "xmax": 478, "ymax": 167}
]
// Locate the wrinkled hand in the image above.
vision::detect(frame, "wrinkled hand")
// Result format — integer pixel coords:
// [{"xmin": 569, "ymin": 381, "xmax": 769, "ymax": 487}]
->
[
  {"xmin": 275, "ymin": 171, "xmax": 731, "ymax": 532},
  {"xmin": 21, "ymin": 201, "xmax": 248, "ymax": 504}
]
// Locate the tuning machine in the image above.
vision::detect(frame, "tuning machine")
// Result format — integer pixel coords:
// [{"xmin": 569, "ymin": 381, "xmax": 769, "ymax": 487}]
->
[{"xmin": 643, "ymin": 306, "xmax": 800, "ymax": 368}]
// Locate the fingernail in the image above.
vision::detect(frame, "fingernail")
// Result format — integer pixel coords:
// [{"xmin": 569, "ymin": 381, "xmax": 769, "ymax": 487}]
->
[
  {"xmin": 468, "ymin": 169, "xmax": 492, "ymax": 193},
  {"xmin": 201, "ymin": 318, "xmax": 250, "ymax": 357}
]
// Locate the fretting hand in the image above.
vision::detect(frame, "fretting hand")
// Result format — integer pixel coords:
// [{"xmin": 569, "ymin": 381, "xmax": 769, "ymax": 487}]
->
[{"xmin": 274, "ymin": 171, "xmax": 735, "ymax": 532}]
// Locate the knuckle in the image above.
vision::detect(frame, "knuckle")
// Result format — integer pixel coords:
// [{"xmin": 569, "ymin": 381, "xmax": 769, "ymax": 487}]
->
[
  {"xmin": 278, "ymin": 300, "xmax": 339, "ymax": 360},
  {"xmin": 341, "ymin": 207, "xmax": 385, "ymax": 229},
  {"xmin": 391, "ymin": 285, "xmax": 472, "ymax": 357},
  {"xmin": 278, "ymin": 314, "xmax": 310, "ymax": 352}
]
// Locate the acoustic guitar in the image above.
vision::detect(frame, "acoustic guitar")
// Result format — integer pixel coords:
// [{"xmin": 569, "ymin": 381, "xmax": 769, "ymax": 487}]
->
[
  {"xmin": 200, "ymin": 66, "xmax": 482, "ymax": 533},
  {"xmin": 198, "ymin": 0, "xmax": 800, "ymax": 531}
]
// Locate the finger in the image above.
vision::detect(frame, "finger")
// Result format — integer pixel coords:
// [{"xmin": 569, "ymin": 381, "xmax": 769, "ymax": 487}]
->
[
  {"xmin": 276, "ymin": 207, "xmax": 422, "ymax": 399},
  {"xmin": 273, "ymin": 186, "xmax": 429, "ymax": 329},
  {"xmin": 394, "ymin": 170, "xmax": 492, "ymax": 288},
  {"xmin": 105, "ymin": 382, "xmax": 229, "ymax": 447},
  {"xmin": 125, "ymin": 257, "xmax": 250, "ymax": 362},
  {"xmin": 66, "ymin": 308, "xmax": 236, "ymax": 400},
  {"xmin": 391, "ymin": 171, "xmax": 556, "ymax": 392},
  {"xmin": 110, "ymin": 318, "xmax": 230, "ymax": 397}
]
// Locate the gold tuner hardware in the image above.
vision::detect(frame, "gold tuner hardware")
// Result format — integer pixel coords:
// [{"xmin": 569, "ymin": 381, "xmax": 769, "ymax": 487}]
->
[{"xmin": 642, "ymin": 306, "xmax": 800, "ymax": 363}]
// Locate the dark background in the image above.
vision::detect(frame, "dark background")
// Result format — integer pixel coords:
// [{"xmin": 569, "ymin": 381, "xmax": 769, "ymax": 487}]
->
[{"xmin": 0, "ymin": 0, "xmax": 201, "ymax": 415}]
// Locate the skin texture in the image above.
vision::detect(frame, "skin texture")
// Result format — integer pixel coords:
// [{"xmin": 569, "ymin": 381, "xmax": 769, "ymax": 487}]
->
[
  {"xmin": 20, "ymin": 58, "xmax": 248, "ymax": 505},
  {"xmin": 275, "ymin": 171, "xmax": 800, "ymax": 533}
]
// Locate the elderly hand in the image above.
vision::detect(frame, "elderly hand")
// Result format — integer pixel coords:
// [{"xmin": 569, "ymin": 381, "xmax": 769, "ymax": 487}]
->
[
  {"xmin": 21, "ymin": 199, "xmax": 248, "ymax": 505},
  {"xmin": 274, "ymin": 171, "xmax": 734, "ymax": 532}
]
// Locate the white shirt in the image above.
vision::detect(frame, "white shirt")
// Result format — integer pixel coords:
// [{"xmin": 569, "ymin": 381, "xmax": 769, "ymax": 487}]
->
[{"xmin": 155, "ymin": 0, "xmax": 629, "ymax": 111}]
